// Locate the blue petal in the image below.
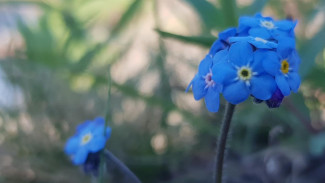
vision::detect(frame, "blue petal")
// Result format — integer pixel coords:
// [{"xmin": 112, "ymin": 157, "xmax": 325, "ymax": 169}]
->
[
  {"xmin": 219, "ymin": 27, "xmax": 237, "ymax": 41},
  {"xmin": 89, "ymin": 136, "xmax": 106, "ymax": 153},
  {"xmin": 93, "ymin": 117, "xmax": 105, "ymax": 125},
  {"xmin": 275, "ymin": 75, "xmax": 290, "ymax": 96},
  {"xmin": 228, "ymin": 36, "xmax": 246, "ymax": 44},
  {"xmin": 229, "ymin": 41, "xmax": 253, "ymax": 66},
  {"xmin": 250, "ymin": 74, "xmax": 276, "ymax": 100},
  {"xmin": 287, "ymin": 72, "xmax": 300, "ymax": 92},
  {"xmin": 209, "ymin": 40, "xmax": 224, "ymax": 56},
  {"xmin": 73, "ymin": 148, "xmax": 88, "ymax": 165},
  {"xmin": 249, "ymin": 27, "xmax": 271, "ymax": 39},
  {"xmin": 204, "ymin": 87, "xmax": 220, "ymax": 112},
  {"xmin": 223, "ymin": 81, "xmax": 249, "ymax": 104},
  {"xmin": 274, "ymin": 20, "xmax": 296, "ymax": 31},
  {"xmin": 92, "ymin": 125, "xmax": 105, "ymax": 137},
  {"xmin": 288, "ymin": 50, "xmax": 300, "ymax": 72},
  {"xmin": 277, "ymin": 37, "xmax": 295, "ymax": 59},
  {"xmin": 186, "ymin": 75, "xmax": 195, "ymax": 92},
  {"xmin": 65, "ymin": 136, "xmax": 80, "ymax": 155},
  {"xmin": 266, "ymin": 88, "xmax": 284, "ymax": 108},
  {"xmin": 255, "ymin": 50, "xmax": 280, "ymax": 76},
  {"xmin": 198, "ymin": 55, "xmax": 212, "ymax": 75},
  {"xmin": 77, "ymin": 121, "xmax": 92, "ymax": 133},
  {"xmin": 212, "ymin": 49, "xmax": 228, "ymax": 65},
  {"xmin": 191, "ymin": 75, "xmax": 207, "ymax": 100},
  {"xmin": 229, "ymin": 36, "xmax": 277, "ymax": 49},
  {"xmin": 212, "ymin": 62, "xmax": 237, "ymax": 86},
  {"xmin": 105, "ymin": 127, "xmax": 112, "ymax": 139},
  {"xmin": 238, "ymin": 16, "xmax": 259, "ymax": 32}
]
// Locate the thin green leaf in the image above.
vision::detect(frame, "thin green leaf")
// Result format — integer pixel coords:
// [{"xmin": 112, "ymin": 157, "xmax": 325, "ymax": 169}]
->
[
  {"xmin": 240, "ymin": 0, "xmax": 268, "ymax": 15},
  {"xmin": 184, "ymin": 0, "xmax": 223, "ymax": 30},
  {"xmin": 156, "ymin": 29, "xmax": 216, "ymax": 47}
]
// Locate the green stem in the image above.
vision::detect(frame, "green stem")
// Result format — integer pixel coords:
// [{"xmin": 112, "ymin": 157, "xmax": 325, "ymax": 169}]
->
[
  {"xmin": 215, "ymin": 103, "xmax": 236, "ymax": 183},
  {"xmin": 220, "ymin": 0, "xmax": 238, "ymax": 27},
  {"xmin": 105, "ymin": 150, "xmax": 141, "ymax": 183},
  {"xmin": 99, "ymin": 65, "xmax": 112, "ymax": 183}
]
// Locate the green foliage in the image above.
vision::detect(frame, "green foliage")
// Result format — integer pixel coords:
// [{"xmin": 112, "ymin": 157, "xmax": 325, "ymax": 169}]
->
[
  {"xmin": 0, "ymin": 0, "xmax": 325, "ymax": 182},
  {"xmin": 155, "ymin": 29, "xmax": 216, "ymax": 47}
]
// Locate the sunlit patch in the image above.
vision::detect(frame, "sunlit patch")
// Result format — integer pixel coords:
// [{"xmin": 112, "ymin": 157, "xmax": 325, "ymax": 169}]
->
[
  {"xmin": 281, "ymin": 60, "xmax": 290, "ymax": 74},
  {"xmin": 260, "ymin": 20, "xmax": 276, "ymax": 29},
  {"xmin": 203, "ymin": 69, "xmax": 216, "ymax": 89},
  {"xmin": 81, "ymin": 133, "xmax": 92, "ymax": 145}
]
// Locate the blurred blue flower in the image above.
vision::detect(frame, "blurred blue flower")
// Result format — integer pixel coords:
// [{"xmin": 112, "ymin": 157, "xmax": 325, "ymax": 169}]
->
[
  {"xmin": 259, "ymin": 42, "xmax": 300, "ymax": 96},
  {"xmin": 229, "ymin": 36, "xmax": 277, "ymax": 49},
  {"xmin": 187, "ymin": 54, "xmax": 223, "ymax": 112},
  {"xmin": 238, "ymin": 13, "xmax": 297, "ymax": 40},
  {"xmin": 209, "ymin": 28, "xmax": 237, "ymax": 56},
  {"xmin": 65, "ymin": 117, "xmax": 111, "ymax": 165},
  {"xmin": 212, "ymin": 42, "xmax": 276, "ymax": 104}
]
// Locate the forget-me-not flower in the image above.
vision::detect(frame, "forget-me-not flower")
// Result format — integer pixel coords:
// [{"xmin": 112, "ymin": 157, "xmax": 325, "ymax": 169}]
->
[
  {"xmin": 65, "ymin": 117, "xmax": 111, "ymax": 165},
  {"xmin": 238, "ymin": 13, "xmax": 296, "ymax": 40},
  {"xmin": 259, "ymin": 42, "xmax": 300, "ymax": 96},
  {"xmin": 187, "ymin": 13, "xmax": 300, "ymax": 110},
  {"xmin": 212, "ymin": 42, "xmax": 276, "ymax": 104},
  {"xmin": 187, "ymin": 54, "xmax": 223, "ymax": 112}
]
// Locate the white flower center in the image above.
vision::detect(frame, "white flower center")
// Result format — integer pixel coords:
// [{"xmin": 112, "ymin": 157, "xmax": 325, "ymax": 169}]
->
[
  {"xmin": 237, "ymin": 67, "xmax": 252, "ymax": 81},
  {"xmin": 81, "ymin": 133, "xmax": 92, "ymax": 145},
  {"xmin": 260, "ymin": 20, "xmax": 276, "ymax": 29}
]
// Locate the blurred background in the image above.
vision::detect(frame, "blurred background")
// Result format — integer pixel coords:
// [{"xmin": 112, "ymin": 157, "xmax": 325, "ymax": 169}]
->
[{"xmin": 0, "ymin": 0, "xmax": 324, "ymax": 182}]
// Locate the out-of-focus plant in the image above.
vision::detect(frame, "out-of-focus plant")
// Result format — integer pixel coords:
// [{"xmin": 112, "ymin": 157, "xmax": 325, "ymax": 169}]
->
[{"xmin": 0, "ymin": 0, "xmax": 324, "ymax": 182}]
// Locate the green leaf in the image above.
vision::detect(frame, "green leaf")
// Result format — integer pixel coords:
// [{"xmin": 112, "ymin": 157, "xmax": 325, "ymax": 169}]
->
[
  {"xmin": 156, "ymin": 29, "xmax": 216, "ymax": 47},
  {"xmin": 299, "ymin": 26, "xmax": 325, "ymax": 78},
  {"xmin": 69, "ymin": 44, "xmax": 102, "ymax": 72},
  {"xmin": 184, "ymin": 0, "xmax": 223, "ymax": 30},
  {"xmin": 239, "ymin": 0, "xmax": 268, "ymax": 15}
]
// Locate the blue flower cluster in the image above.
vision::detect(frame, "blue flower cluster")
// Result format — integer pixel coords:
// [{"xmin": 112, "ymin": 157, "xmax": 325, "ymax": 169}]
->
[
  {"xmin": 187, "ymin": 13, "xmax": 300, "ymax": 112},
  {"xmin": 65, "ymin": 117, "xmax": 111, "ymax": 169}
]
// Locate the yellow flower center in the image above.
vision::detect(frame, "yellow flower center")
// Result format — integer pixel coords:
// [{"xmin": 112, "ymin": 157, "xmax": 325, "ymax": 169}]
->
[
  {"xmin": 238, "ymin": 67, "xmax": 252, "ymax": 80},
  {"xmin": 281, "ymin": 60, "xmax": 289, "ymax": 74},
  {"xmin": 81, "ymin": 133, "xmax": 92, "ymax": 145}
]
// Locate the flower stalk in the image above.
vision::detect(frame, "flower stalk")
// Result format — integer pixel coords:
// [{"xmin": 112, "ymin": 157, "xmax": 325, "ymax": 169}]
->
[
  {"xmin": 105, "ymin": 150, "xmax": 141, "ymax": 183},
  {"xmin": 99, "ymin": 65, "xmax": 112, "ymax": 183},
  {"xmin": 215, "ymin": 103, "xmax": 236, "ymax": 183}
]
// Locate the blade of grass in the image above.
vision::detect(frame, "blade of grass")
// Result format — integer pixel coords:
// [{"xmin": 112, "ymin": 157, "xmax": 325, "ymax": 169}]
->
[
  {"xmin": 185, "ymin": 0, "xmax": 223, "ymax": 30},
  {"xmin": 155, "ymin": 29, "xmax": 216, "ymax": 47}
]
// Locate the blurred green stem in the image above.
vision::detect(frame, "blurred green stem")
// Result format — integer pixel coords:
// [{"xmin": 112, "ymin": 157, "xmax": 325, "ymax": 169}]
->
[
  {"xmin": 215, "ymin": 103, "xmax": 236, "ymax": 183},
  {"xmin": 99, "ymin": 65, "xmax": 112, "ymax": 183},
  {"xmin": 105, "ymin": 150, "xmax": 141, "ymax": 183},
  {"xmin": 220, "ymin": 0, "xmax": 238, "ymax": 26}
]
